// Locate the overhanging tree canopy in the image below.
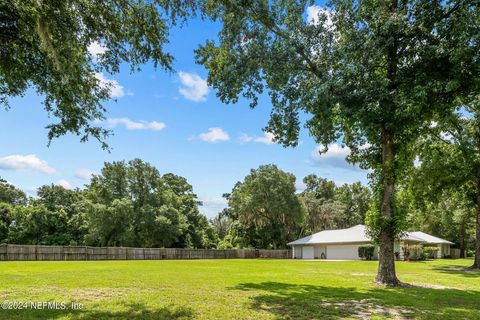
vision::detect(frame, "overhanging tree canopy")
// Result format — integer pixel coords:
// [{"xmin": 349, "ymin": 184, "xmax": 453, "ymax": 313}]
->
[{"xmin": 0, "ymin": 0, "xmax": 196, "ymax": 148}]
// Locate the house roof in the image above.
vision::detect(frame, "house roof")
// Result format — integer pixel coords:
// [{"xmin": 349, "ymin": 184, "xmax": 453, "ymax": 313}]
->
[
  {"xmin": 288, "ymin": 225, "xmax": 371, "ymax": 245},
  {"xmin": 408, "ymin": 231, "xmax": 454, "ymax": 245},
  {"xmin": 287, "ymin": 225, "xmax": 452, "ymax": 245}
]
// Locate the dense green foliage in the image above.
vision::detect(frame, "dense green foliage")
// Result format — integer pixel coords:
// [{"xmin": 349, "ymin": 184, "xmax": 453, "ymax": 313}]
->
[
  {"xmin": 222, "ymin": 165, "xmax": 303, "ymax": 249},
  {"xmin": 0, "ymin": 178, "xmax": 26, "ymax": 205},
  {"xmin": 420, "ymin": 112, "xmax": 480, "ymax": 267},
  {"xmin": 299, "ymin": 175, "xmax": 371, "ymax": 234},
  {"xmin": 0, "ymin": 160, "xmax": 216, "ymax": 248},
  {"xmin": 0, "ymin": 259, "xmax": 479, "ymax": 319},
  {"xmin": 83, "ymin": 159, "xmax": 217, "ymax": 248},
  {"xmin": 0, "ymin": 0, "xmax": 196, "ymax": 147}
]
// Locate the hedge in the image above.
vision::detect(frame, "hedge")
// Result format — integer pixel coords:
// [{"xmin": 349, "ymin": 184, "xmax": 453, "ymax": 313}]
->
[{"xmin": 358, "ymin": 245, "xmax": 375, "ymax": 260}]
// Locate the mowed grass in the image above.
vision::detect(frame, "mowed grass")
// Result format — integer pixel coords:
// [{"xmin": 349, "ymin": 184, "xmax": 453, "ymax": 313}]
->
[{"xmin": 0, "ymin": 258, "xmax": 479, "ymax": 319}]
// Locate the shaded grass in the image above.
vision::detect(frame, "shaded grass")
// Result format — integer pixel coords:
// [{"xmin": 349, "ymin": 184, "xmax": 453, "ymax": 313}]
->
[{"xmin": 0, "ymin": 258, "xmax": 478, "ymax": 319}]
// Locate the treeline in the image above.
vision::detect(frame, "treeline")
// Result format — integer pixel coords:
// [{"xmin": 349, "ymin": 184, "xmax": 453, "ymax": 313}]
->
[
  {"xmin": 0, "ymin": 159, "xmax": 217, "ymax": 248},
  {"xmin": 0, "ymin": 160, "xmax": 372, "ymax": 249},
  {"xmin": 1, "ymin": 160, "xmax": 474, "ymax": 253}
]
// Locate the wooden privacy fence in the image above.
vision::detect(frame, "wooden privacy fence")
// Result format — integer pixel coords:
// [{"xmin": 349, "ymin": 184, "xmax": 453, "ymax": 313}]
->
[
  {"xmin": 450, "ymin": 248, "xmax": 461, "ymax": 259},
  {"xmin": 0, "ymin": 244, "xmax": 291, "ymax": 261}
]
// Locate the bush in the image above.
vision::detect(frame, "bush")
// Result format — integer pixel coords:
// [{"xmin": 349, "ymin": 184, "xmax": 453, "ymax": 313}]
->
[
  {"xmin": 358, "ymin": 245, "xmax": 375, "ymax": 260},
  {"xmin": 423, "ymin": 246, "xmax": 440, "ymax": 259},
  {"xmin": 467, "ymin": 249, "xmax": 475, "ymax": 257},
  {"xmin": 408, "ymin": 245, "xmax": 425, "ymax": 261}
]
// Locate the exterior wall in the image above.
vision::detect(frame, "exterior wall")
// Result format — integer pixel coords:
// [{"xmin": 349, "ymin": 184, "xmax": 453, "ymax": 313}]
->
[
  {"xmin": 293, "ymin": 242, "xmax": 374, "ymax": 260},
  {"xmin": 302, "ymin": 246, "xmax": 315, "ymax": 259},
  {"xmin": 292, "ymin": 245, "xmax": 326, "ymax": 259},
  {"xmin": 436, "ymin": 244, "xmax": 442, "ymax": 258},
  {"xmin": 326, "ymin": 244, "xmax": 362, "ymax": 260},
  {"xmin": 294, "ymin": 246, "xmax": 302, "ymax": 259},
  {"xmin": 314, "ymin": 245, "xmax": 327, "ymax": 259}
]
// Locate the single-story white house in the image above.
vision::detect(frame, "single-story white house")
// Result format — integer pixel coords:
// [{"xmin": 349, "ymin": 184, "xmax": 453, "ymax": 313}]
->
[{"xmin": 288, "ymin": 225, "xmax": 453, "ymax": 260}]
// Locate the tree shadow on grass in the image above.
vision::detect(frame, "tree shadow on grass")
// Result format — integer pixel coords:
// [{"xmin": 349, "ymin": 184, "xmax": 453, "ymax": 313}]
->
[
  {"xmin": 431, "ymin": 264, "xmax": 480, "ymax": 278},
  {"xmin": 232, "ymin": 282, "xmax": 480, "ymax": 319},
  {"xmin": 0, "ymin": 302, "xmax": 193, "ymax": 320}
]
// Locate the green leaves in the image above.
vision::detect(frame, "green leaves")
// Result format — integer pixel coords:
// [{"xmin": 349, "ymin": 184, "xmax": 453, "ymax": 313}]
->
[
  {"xmin": 227, "ymin": 164, "xmax": 303, "ymax": 249},
  {"xmin": 84, "ymin": 158, "xmax": 209, "ymax": 248},
  {"xmin": 0, "ymin": 0, "xmax": 198, "ymax": 148}
]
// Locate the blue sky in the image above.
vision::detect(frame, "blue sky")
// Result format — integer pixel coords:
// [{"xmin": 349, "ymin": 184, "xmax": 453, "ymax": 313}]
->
[{"xmin": 0, "ymin": 5, "xmax": 368, "ymax": 218}]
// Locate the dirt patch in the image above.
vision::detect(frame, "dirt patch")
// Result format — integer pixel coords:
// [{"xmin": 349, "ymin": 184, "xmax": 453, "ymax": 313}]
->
[
  {"xmin": 322, "ymin": 299, "xmax": 417, "ymax": 320},
  {"xmin": 407, "ymin": 283, "xmax": 457, "ymax": 290},
  {"xmin": 372, "ymin": 281, "xmax": 458, "ymax": 290}
]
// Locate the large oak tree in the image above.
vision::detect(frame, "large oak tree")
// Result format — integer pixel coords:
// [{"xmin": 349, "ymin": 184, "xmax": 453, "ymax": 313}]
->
[
  {"xmin": 196, "ymin": 0, "xmax": 479, "ymax": 285},
  {"xmin": 227, "ymin": 164, "xmax": 303, "ymax": 249}
]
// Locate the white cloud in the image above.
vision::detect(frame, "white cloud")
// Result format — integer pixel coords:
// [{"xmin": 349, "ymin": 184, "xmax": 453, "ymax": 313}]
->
[
  {"xmin": 295, "ymin": 180, "xmax": 307, "ymax": 192},
  {"xmin": 88, "ymin": 41, "xmax": 107, "ymax": 57},
  {"xmin": 307, "ymin": 5, "xmax": 332, "ymax": 27},
  {"xmin": 178, "ymin": 71, "xmax": 209, "ymax": 102},
  {"xmin": 0, "ymin": 154, "xmax": 56, "ymax": 175},
  {"xmin": 239, "ymin": 133, "xmax": 254, "ymax": 143},
  {"xmin": 95, "ymin": 72, "xmax": 125, "ymax": 98},
  {"xmin": 440, "ymin": 131, "xmax": 454, "ymax": 142},
  {"xmin": 196, "ymin": 127, "xmax": 230, "ymax": 143},
  {"xmin": 311, "ymin": 144, "xmax": 360, "ymax": 170},
  {"xmin": 106, "ymin": 118, "xmax": 166, "ymax": 131},
  {"xmin": 199, "ymin": 197, "xmax": 228, "ymax": 218},
  {"xmin": 56, "ymin": 179, "xmax": 72, "ymax": 190},
  {"xmin": 413, "ymin": 156, "xmax": 422, "ymax": 168},
  {"xmin": 75, "ymin": 168, "xmax": 97, "ymax": 181},
  {"xmin": 239, "ymin": 132, "xmax": 276, "ymax": 145},
  {"xmin": 254, "ymin": 132, "xmax": 275, "ymax": 145}
]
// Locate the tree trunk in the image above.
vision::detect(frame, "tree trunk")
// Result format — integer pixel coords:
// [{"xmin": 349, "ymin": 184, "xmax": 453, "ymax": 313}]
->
[
  {"xmin": 473, "ymin": 180, "xmax": 480, "ymax": 268},
  {"xmin": 459, "ymin": 219, "xmax": 465, "ymax": 259},
  {"xmin": 375, "ymin": 128, "xmax": 400, "ymax": 286}
]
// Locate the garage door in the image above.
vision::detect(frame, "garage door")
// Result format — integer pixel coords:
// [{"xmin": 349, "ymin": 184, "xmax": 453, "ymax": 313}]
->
[
  {"xmin": 302, "ymin": 246, "xmax": 314, "ymax": 259},
  {"xmin": 326, "ymin": 245, "xmax": 361, "ymax": 260}
]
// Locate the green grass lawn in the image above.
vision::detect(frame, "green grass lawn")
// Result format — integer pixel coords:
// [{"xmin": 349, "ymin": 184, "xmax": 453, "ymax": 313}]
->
[{"xmin": 0, "ymin": 258, "xmax": 479, "ymax": 319}]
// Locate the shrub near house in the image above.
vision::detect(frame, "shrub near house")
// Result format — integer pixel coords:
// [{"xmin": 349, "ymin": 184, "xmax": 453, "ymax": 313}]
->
[
  {"xmin": 423, "ymin": 246, "xmax": 440, "ymax": 259},
  {"xmin": 358, "ymin": 245, "xmax": 375, "ymax": 260}
]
